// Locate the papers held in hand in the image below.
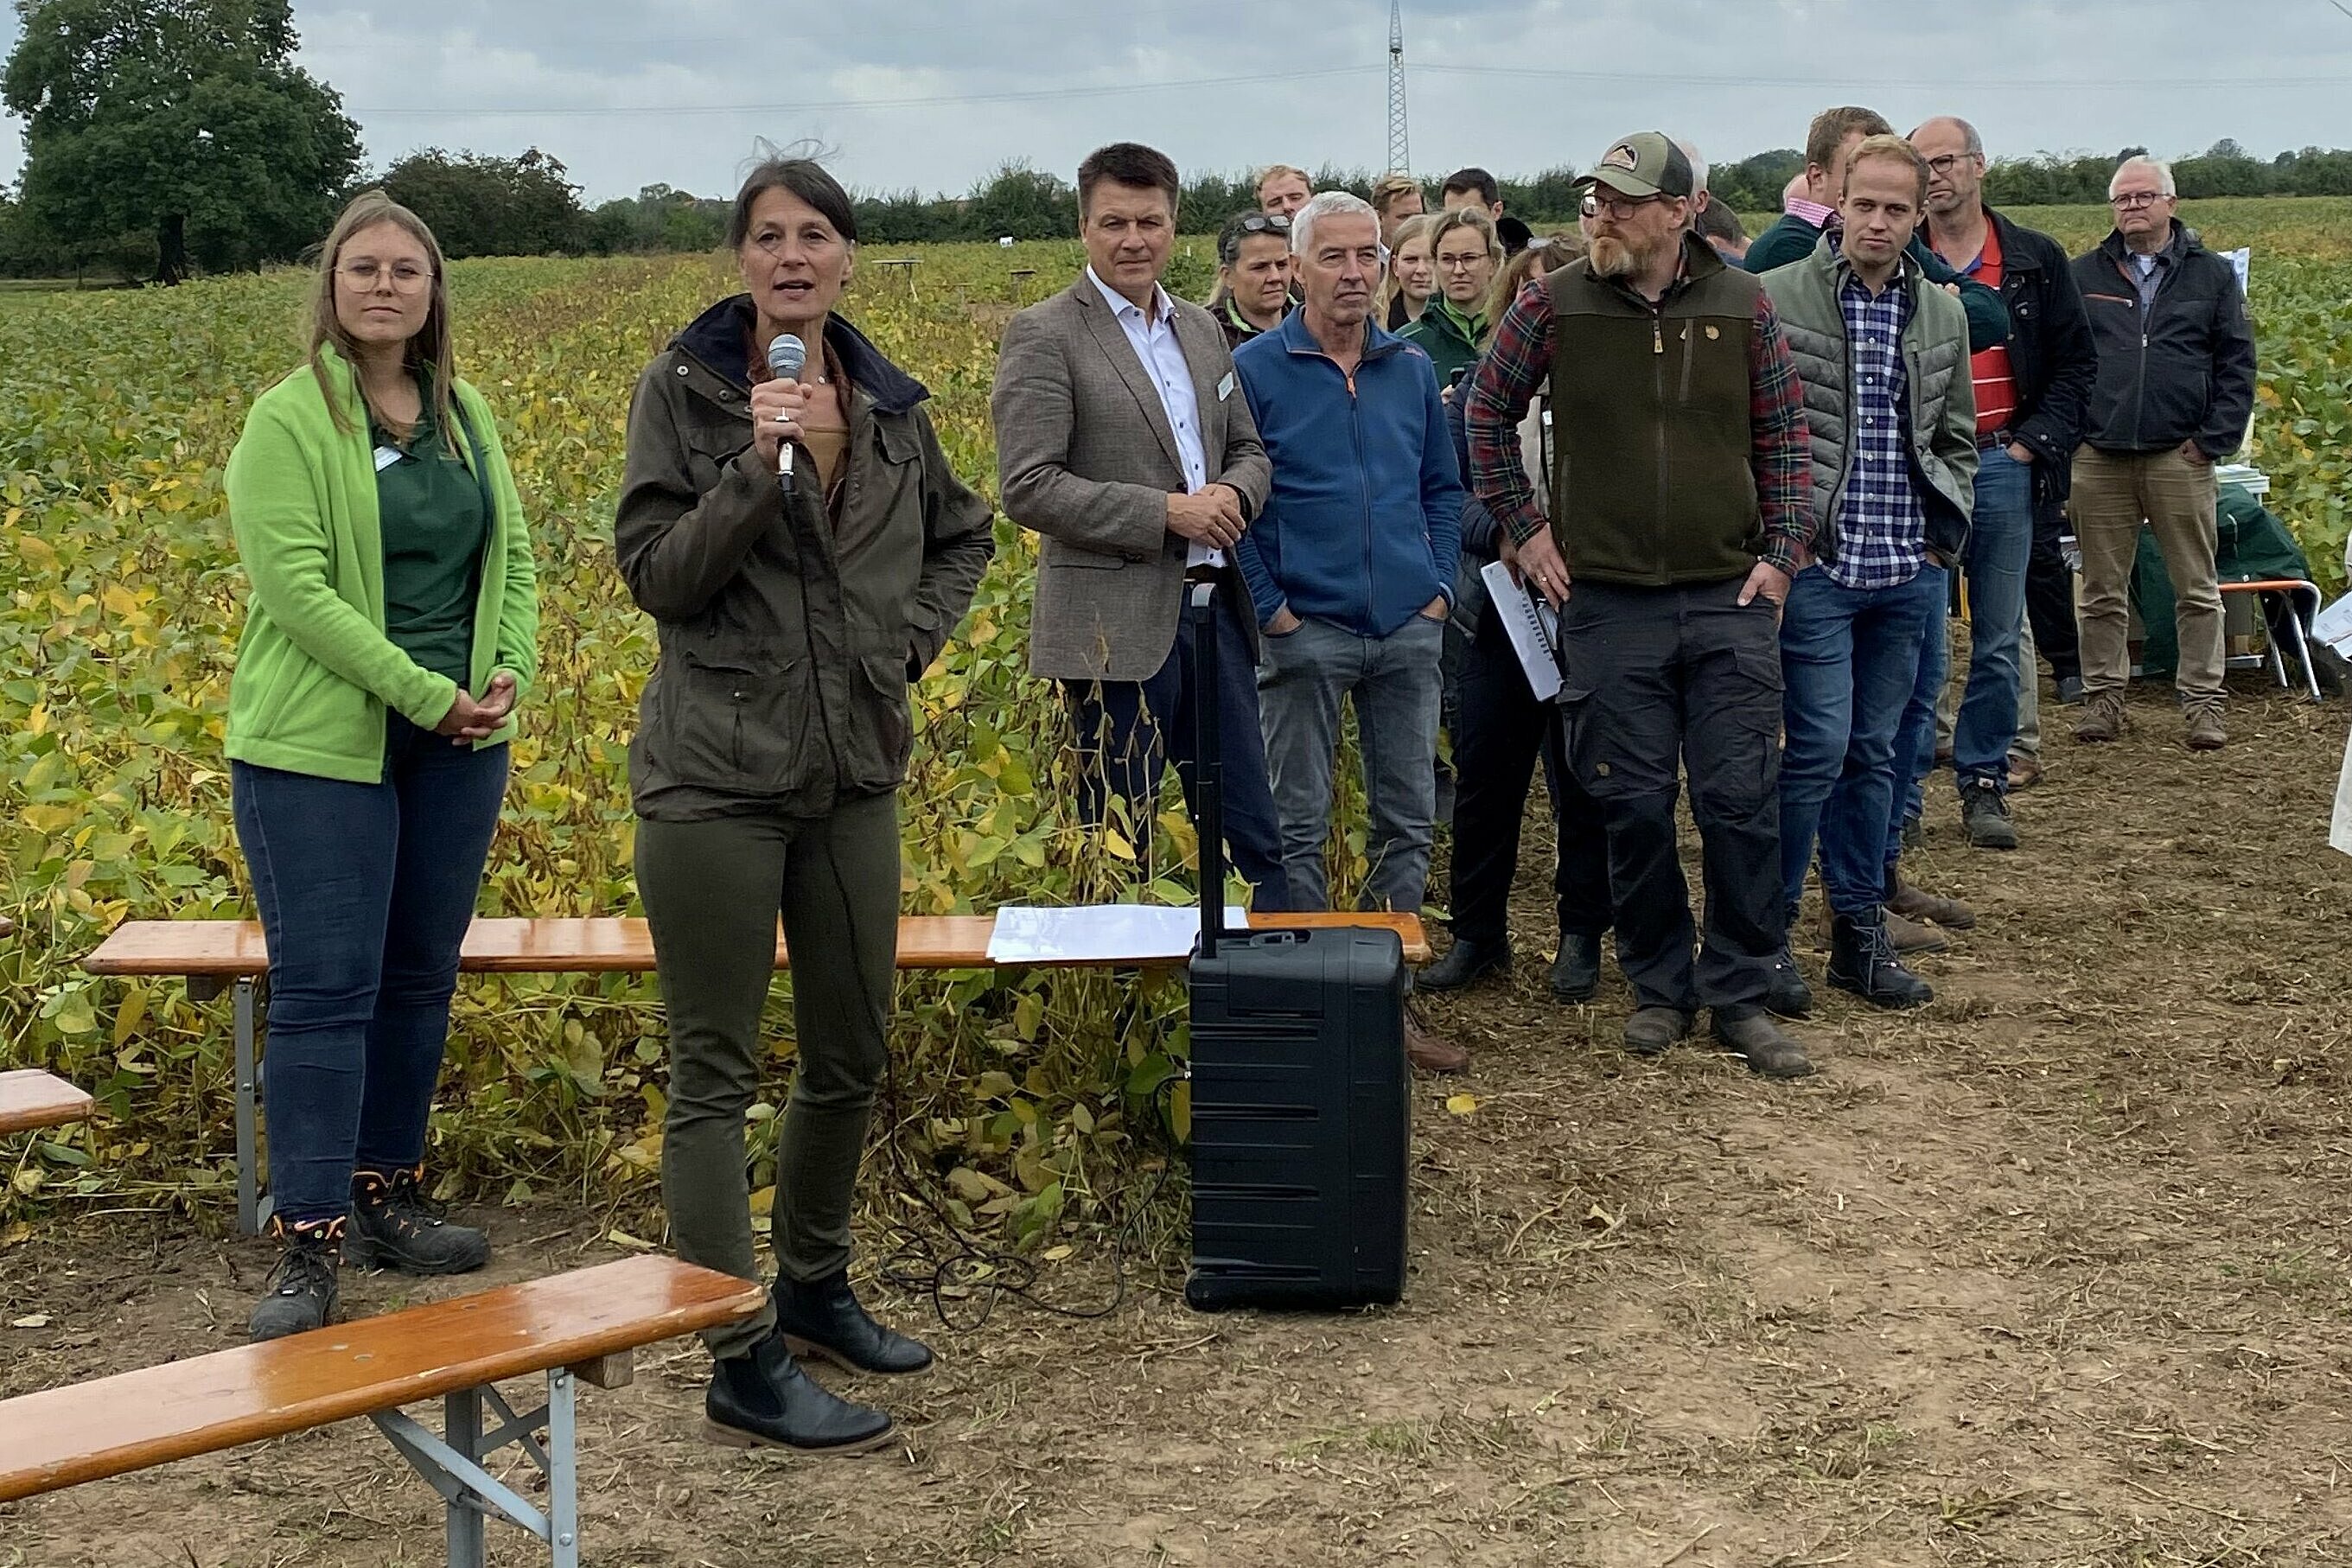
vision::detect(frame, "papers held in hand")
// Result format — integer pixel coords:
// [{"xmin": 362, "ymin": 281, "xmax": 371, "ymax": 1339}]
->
[
  {"xmin": 2314, "ymin": 590, "xmax": 2352, "ymax": 660},
  {"xmin": 1481, "ymin": 559, "xmax": 1564, "ymax": 702}
]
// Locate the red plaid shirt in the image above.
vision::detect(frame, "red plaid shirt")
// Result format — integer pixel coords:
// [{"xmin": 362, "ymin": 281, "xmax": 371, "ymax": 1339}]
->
[{"xmin": 1463, "ymin": 265, "xmax": 1813, "ymax": 577}]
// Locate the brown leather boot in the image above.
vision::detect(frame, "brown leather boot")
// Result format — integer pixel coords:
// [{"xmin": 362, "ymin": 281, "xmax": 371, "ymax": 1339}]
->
[
  {"xmin": 1886, "ymin": 873, "xmax": 1975, "ymax": 931},
  {"xmin": 1883, "ymin": 908, "xmax": 1950, "ymax": 953},
  {"xmin": 1405, "ymin": 1014, "xmax": 1469, "ymax": 1074}
]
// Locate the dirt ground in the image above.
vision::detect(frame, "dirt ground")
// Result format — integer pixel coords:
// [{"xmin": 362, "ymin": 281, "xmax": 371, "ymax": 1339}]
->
[{"xmin": 7, "ymin": 676, "xmax": 2352, "ymax": 1567}]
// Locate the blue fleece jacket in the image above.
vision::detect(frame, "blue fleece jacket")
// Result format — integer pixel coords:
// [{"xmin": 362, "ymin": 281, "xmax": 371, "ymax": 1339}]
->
[{"xmin": 1230, "ymin": 310, "xmax": 1464, "ymax": 639}]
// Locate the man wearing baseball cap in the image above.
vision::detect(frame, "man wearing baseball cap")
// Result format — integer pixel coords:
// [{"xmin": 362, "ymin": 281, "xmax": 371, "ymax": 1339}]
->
[{"xmin": 1463, "ymin": 131, "xmax": 1817, "ymax": 1079}]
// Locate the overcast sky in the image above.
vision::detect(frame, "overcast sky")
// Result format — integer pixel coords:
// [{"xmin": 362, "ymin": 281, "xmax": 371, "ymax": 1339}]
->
[{"xmin": 6, "ymin": 0, "xmax": 2352, "ymax": 204}]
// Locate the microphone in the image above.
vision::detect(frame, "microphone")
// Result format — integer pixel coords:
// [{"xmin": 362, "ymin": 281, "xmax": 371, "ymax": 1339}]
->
[{"xmin": 765, "ymin": 334, "xmax": 806, "ymax": 493}]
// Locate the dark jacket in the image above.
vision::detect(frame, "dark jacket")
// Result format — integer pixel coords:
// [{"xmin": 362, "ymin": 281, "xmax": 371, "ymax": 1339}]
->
[
  {"xmin": 1399, "ymin": 297, "xmax": 1484, "ymax": 387},
  {"xmin": 1212, "ymin": 291, "xmax": 1280, "ymax": 351},
  {"xmin": 1961, "ymin": 208, "xmax": 2099, "ymax": 518},
  {"xmin": 1745, "ymin": 210, "xmax": 2011, "ymax": 354},
  {"xmin": 1231, "ymin": 309, "xmax": 1464, "ymax": 638},
  {"xmin": 2070, "ymin": 221, "xmax": 2258, "ymax": 458},
  {"xmin": 1445, "ymin": 390, "xmax": 1505, "ymax": 562},
  {"xmin": 617, "ymin": 296, "xmax": 995, "ymax": 820}
]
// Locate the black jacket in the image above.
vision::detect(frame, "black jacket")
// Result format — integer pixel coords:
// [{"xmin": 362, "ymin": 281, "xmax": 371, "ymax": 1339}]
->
[
  {"xmin": 1973, "ymin": 207, "xmax": 2098, "ymax": 513},
  {"xmin": 2071, "ymin": 221, "xmax": 2258, "ymax": 458}
]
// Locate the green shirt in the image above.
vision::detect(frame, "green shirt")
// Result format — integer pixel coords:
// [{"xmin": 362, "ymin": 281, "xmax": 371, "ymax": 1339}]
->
[{"xmin": 372, "ymin": 404, "xmax": 490, "ymax": 688}]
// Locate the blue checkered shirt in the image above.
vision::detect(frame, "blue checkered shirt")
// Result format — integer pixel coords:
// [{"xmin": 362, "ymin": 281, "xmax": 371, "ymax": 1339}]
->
[{"xmin": 1824, "ymin": 266, "xmax": 1928, "ymax": 591}]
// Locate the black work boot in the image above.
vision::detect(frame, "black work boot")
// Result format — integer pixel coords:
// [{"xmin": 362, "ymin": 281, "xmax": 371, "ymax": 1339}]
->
[
  {"xmin": 1765, "ymin": 903, "xmax": 1813, "ymax": 1018},
  {"xmin": 773, "ymin": 1272, "xmax": 934, "ymax": 1375},
  {"xmin": 1549, "ymin": 932, "xmax": 1602, "ymax": 1002},
  {"xmin": 1622, "ymin": 1006, "xmax": 1692, "ymax": 1058},
  {"xmin": 347, "ymin": 1165, "xmax": 490, "ymax": 1276},
  {"xmin": 1711, "ymin": 1007, "xmax": 1817, "ymax": 1079},
  {"xmin": 704, "ymin": 1325, "xmax": 895, "ymax": 1456},
  {"xmin": 1420, "ymin": 935, "xmax": 1508, "ymax": 991},
  {"xmin": 249, "ymin": 1215, "xmax": 343, "ymax": 1342},
  {"xmin": 1959, "ymin": 778, "xmax": 2018, "ymax": 851},
  {"xmin": 1826, "ymin": 910, "xmax": 1934, "ymax": 1009}
]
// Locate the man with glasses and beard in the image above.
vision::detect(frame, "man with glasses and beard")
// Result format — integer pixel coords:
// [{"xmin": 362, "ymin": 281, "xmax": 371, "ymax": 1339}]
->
[{"xmin": 1464, "ymin": 133, "xmax": 1816, "ymax": 1079}]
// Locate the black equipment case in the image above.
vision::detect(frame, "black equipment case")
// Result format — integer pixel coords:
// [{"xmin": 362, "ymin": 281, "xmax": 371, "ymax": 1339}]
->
[{"xmin": 1182, "ymin": 582, "xmax": 1412, "ymax": 1310}]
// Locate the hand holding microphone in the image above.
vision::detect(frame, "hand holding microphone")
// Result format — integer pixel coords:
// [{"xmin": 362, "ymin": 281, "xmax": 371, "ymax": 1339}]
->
[{"xmin": 751, "ymin": 334, "xmax": 808, "ymax": 490}]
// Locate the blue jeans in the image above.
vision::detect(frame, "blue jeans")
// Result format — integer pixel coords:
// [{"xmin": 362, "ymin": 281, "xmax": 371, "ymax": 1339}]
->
[
  {"xmin": 231, "ymin": 715, "xmax": 509, "ymax": 1224},
  {"xmin": 1779, "ymin": 565, "xmax": 1946, "ymax": 919},
  {"xmin": 1257, "ymin": 613, "xmax": 1445, "ymax": 913},
  {"xmin": 1950, "ymin": 447, "xmax": 2034, "ymax": 794}
]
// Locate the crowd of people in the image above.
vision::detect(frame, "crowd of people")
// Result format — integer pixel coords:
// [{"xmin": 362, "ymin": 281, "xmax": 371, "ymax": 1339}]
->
[{"xmin": 211, "ymin": 111, "xmax": 2257, "ymax": 1454}]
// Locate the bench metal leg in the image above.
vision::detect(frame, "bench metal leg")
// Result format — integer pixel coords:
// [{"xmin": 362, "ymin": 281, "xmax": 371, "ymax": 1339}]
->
[
  {"xmin": 231, "ymin": 978, "xmax": 265, "ymax": 1235},
  {"xmin": 368, "ymin": 1367, "xmax": 581, "ymax": 1568}
]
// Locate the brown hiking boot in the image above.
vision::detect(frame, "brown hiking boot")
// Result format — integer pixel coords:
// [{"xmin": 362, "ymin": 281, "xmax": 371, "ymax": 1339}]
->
[
  {"xmin": 2184, "ymin": 699, "xmax": 2228, "ymax": 751},
  {"xmin": 1886, "ymin": 874, "xmax": 1975, "ymax": 930},
  {"xmin": 1884, "ymin": 908, "xmax": 1950, "ymax": 953},
  {"xmin": 2075, "ymin": 690, "xmax": 2127, "ymax": 743},
  {"xmin": 1405, "ymin": 1014, "xmax": 1469, "ymax": 1074},
  {"xmin": 2006, "ymin": 751, "xmax": 2044, "ymax": 791}
]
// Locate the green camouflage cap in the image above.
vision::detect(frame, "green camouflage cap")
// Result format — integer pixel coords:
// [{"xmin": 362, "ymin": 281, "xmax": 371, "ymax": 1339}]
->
[{"xmin": 1573, "ymin": 132, "xmax": 1695, "ymax": 200}]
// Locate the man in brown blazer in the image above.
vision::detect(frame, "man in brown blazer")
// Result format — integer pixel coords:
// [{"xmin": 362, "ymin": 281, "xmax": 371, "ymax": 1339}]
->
[{"xmin": 992, "ymin": 143, "xmax": 1289, "ymax": 909}]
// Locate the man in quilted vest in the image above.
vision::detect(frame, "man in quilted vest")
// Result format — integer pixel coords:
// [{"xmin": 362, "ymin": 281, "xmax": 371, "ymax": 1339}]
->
[{"xmin": 1760, "ymin": 135, "xmax": 1979, "ymax": 1015}]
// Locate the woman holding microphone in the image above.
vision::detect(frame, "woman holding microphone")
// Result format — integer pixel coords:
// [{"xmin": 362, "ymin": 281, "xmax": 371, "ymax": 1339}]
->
[
  {"xmin": 224, "ymin": 191, "xmax": 539, "ymax": 1341},
  {"xmin": 616, "ymin": 156, "xmax": 994, "ymax": 1455}
]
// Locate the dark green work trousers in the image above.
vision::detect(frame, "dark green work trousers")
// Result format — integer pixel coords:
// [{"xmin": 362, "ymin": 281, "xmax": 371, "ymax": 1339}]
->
[{"xmin": 635, "ymin": 791, "xmax": 900, "ymax": 1358}]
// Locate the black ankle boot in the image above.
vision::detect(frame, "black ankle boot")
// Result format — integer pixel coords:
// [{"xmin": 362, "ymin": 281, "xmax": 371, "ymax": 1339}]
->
[
  {"xmin": 1826, "ymin": 910, "xmax": 1934, "ymax": 1009},
  {"xmin": 1765, "ymin": 904, "xmax": 1813, "ymax": 1018},
  {"xmin": 705, "ymin": 1325, "xmax": 894, "ymax": 1456},
  {"xmin": 347, "ymin": 1165, "xmax": 490, "ymax": 1276},
  {"xmin": 1419, "ymin": 935, "xmax": 1508, "ymax": 991},
  {"xmin": 773, "ymin": 1272, "xmax": 934, "ymax": 1375},
  {"xmin": 249, "ymin": 1215, "xmax": 343, "ymax": 1342},
  {"xmin": 1548, "ymin": 932, "xmax": 1602, "ymax": 1002}
]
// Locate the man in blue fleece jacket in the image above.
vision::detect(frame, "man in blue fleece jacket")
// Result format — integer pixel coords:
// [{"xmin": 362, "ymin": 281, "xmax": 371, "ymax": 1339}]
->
[{"xmin": 1233, "ymin": 190, "xmax": 1463, "ymax": 929}]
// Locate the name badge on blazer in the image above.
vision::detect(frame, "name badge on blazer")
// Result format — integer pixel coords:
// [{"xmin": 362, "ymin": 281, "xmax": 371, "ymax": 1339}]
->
[{"xmin": 1216, "ymin": 371, "xmax": 1234, "ymax": 403}]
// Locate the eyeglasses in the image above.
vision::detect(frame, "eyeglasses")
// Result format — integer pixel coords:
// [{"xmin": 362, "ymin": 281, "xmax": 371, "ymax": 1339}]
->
[
  {"xmin": 1922, "ymin": 152, "xmax": 1974, "ymax": 177},
  {"xmin": 337, "ymin": 261, "xmax": 433, "ymax": 294},
  {"xmin": 1580, "ymin": 191, "xmax": 1664, "ymax": 222},
  {"xmin": 1437, "ymin": 252, "xmax": 1490, "ymax": 271},
  {"xmin": 2109, "ymin": 191, "xmax": 2168, "ymax": 210}
]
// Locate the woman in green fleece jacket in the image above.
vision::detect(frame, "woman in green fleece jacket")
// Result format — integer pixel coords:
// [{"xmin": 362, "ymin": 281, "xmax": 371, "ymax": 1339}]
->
[{"xmin": 221, "ymin": 191, "xmax": 539, "ymax": 1342}]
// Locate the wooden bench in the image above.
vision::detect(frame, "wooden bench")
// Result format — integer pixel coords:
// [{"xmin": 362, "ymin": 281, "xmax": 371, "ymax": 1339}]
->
[
  {"xmin": 0, "ymin": 1254, "xmax": 762, "ymax": 1566},
  {"xmin": 0, "ymin": 1069, "xmax": 94, "ymax": 1136},
  {"xmin": 86, "ymin": 912, "xmax": 1427, "ymax": 1232},
  {"xmin": 870, "ymin": 257, "xmax": 920, "ymax": 299}
]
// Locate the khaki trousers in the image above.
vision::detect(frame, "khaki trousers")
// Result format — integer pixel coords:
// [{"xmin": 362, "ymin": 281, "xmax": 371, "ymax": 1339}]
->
[{"xmin": 2071, "ymin": 444, "xmax": 2225, "ymax": 703}]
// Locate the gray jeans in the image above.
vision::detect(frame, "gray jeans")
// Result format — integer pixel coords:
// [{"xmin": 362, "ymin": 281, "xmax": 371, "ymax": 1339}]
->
[{"xmin": 1256, "ymin": 614, "xmax": 1445, "ymax": 913}]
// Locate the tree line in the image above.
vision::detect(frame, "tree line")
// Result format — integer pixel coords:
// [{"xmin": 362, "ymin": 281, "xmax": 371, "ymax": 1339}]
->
[{"xmin": 8, "ymin": 0, "xmax": 2352, "ymax": 282}]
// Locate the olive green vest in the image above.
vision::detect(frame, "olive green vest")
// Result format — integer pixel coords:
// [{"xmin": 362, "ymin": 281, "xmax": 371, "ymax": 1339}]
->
[{"xmin": 1544, "ymin": 235, "xmax": 1765, "ymax": 585}]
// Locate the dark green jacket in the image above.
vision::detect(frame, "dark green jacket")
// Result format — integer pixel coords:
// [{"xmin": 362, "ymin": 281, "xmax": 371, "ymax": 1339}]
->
[
  {"xmin": 1399, "ymin": 297, "xmax": 1485, "ymax": 387},
  {"xmin": 1744, "ymin": 210, "xmax": 2010, "ymax": 354},
  {"xmin": 616, "ymin": 297, "xmax": 995, "ymax": 821}
]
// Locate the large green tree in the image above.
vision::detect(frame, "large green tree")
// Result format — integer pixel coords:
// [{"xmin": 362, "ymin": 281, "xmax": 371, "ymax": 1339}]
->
[
  {"xmin": 3, "ymin": 0, "xmax": 361, "ymax": 282},
  {"xmin": 379, "ymin": 147, "xmax": 586, "ymax": 258}
]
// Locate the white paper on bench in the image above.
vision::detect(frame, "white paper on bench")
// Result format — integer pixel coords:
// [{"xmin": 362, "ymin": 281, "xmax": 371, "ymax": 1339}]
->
[
  {"xmin": 1482, "ymin": 559, "xmax": 1563, "ymax": 702},
  {"xmin": 985, "ymin": 904, "xmax": 1249, "ymax": 964}
]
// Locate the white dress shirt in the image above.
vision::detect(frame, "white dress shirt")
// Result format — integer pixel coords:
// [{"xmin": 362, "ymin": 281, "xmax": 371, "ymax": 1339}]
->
[{"xmin": 1087, "ymin": 265, "xmax": 1221, "ymax": 567}]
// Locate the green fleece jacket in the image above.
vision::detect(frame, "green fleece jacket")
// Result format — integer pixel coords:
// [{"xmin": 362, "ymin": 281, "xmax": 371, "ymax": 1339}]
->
[{"xmin": 223, "ymin": 351, "xmax": 539, "ymax": 782}]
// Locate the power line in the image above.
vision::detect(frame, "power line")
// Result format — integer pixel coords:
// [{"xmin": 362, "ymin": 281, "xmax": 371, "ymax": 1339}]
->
[
  {"xmin": 1413, "ymin": 62, "xmax": 2352, "ymax": 92},
  {"xmin": 347, "ymin": 64, "xmax": 1380, "ymax": 118}
]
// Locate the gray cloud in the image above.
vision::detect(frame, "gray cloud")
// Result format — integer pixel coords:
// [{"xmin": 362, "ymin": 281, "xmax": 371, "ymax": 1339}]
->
[{"xmin": 5, "ymin": 0, "xmax": 2352, "ymax": 203}]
